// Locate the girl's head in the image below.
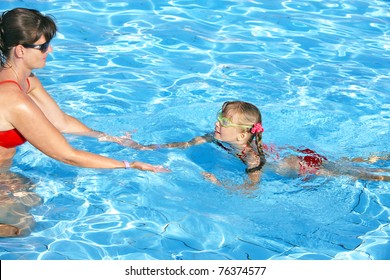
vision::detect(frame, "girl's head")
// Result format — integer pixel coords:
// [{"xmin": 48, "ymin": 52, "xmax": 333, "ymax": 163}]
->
[
  {"xmin": 215, "ymin": 101, "xmax": 263, "ymax": 144},
  {"xmin": 0, "ymin": 8, "xmax": 57, "ymax": 66},
  {"xmin": 215, "ymin": 101, "xmax": 266, "ymax": 171}
]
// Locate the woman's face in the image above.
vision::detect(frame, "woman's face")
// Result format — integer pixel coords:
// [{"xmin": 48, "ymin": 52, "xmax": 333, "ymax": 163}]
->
[{"xmin": 22, "ymin": 35, "xmax": 52, "ymax": 69}]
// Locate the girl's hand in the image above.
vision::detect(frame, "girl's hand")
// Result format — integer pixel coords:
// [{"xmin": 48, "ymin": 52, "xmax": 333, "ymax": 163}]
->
[
  {"xmin": 201, "ymin": 171, "xmax": 221, "ymax": 185},
  {"xmin": 130, "ymin": 161, "xmax": 171, "ymax": 172},
  {"xmin": 367, "ymin": 155, "xmax": 388, "ymax": 163},
  {"xmin": 351, "ymin": 155, "xmax": 388, "ymax": 164}
]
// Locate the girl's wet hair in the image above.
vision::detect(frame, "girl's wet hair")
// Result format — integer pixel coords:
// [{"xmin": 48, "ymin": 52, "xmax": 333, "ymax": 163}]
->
[
  {"xmin": 0, "ymin": 8, "xmax": 57, "ymax": 66},
  {"xmin": 221, "ymin": 101, "xmax": 266, "ymax": 172}
]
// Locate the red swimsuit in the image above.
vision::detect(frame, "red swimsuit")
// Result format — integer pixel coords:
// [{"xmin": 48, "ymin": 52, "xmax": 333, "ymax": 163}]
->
[
  {"xmin": 263, "ymin": 144, "xmax": 327, "ymax": 175},
  {"xmin": 297, "ymin": 148, "xmax": 327, "ymax": 175},
  {"xmin": 0, "ymin": 80, "xmax": 29, "ymax": 148}
]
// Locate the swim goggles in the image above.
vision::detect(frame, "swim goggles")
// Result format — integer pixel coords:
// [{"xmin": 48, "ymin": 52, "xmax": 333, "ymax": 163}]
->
[
  {"xmin": 22, "ymin": 41, "xmax": 51, "ymax": 53},
  {"xmin": 217, "ymin": 111, "xmax": 252, "ymax": 129}
]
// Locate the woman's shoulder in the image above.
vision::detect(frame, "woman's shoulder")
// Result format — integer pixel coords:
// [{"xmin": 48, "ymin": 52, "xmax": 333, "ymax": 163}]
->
[{"xmin": 27, "ymin": 73, "xmax": 48, "ymax": 97}]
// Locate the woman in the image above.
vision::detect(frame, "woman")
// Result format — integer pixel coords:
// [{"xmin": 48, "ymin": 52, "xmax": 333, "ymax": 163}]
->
[{"xmin": 0, "ymin": 8, "xmax": 168, "ymax": 237}]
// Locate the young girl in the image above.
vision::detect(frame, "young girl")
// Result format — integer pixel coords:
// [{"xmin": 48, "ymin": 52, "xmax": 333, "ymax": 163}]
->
[
  {"xmin": 104, "ymin": 100, "xmax": 390, "ymax": 186},
  {"xmin": 104, "ymin": 101, "xmax": 266, "ymax": 189}
]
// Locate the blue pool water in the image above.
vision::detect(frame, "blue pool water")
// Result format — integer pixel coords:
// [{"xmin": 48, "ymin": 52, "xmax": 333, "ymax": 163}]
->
[{"xmin": 1, "ymin": 0, "xmax": 389, "ymax": 260}]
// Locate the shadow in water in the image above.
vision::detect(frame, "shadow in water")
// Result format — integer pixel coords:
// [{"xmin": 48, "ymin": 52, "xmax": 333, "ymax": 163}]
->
[{"xmin": 0, "ymin": 172, "xmax": 42, "ymax": 237}]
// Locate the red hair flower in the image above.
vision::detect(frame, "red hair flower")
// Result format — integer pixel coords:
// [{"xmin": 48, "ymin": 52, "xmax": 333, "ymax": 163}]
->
[{"xmin": 251, "ymin": 123, "xmax": 264, "ymax": 134}]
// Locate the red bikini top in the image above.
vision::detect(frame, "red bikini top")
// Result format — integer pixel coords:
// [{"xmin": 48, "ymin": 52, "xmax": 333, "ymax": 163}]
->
[
  {"xmin": 0, "ymin": 79, "xmax": 30, "ymax": 148},
  {"xmin": 0, "ymin": 129, "xmax": 26, "ymax": 148}
]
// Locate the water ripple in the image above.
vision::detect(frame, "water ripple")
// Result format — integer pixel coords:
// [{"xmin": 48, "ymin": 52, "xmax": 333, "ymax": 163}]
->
[{"xmin": 1, "ymin": 0, "xmax": 389, "ymax": 260}]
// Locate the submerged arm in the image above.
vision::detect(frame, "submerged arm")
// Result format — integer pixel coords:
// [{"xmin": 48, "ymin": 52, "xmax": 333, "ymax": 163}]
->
[
  {"xmin": 202, "ymin": 169, "xmax": 261, "ymax": 191},
  {"xmin": 203, "ymin": 145, "xmax": 263, "ymax": 190},
  {"xmin": 349, "ymin": 154, "xmax": 390, "ymax": 164}
]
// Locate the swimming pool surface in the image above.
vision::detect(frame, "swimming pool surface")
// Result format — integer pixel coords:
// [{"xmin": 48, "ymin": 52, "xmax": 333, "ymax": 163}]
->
[{"xmin": 0, "ymin": 0, "xmax": 389, "ymax": 260}]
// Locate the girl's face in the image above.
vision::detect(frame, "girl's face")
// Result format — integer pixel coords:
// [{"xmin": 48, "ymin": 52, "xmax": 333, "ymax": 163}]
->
[
  {"xmin": 214, "ymin": 111, "xmax": 250, "ymax": 144},
  {"xmin": 214, "ymin": 120, "xmax": 240, "ymax": 142}
]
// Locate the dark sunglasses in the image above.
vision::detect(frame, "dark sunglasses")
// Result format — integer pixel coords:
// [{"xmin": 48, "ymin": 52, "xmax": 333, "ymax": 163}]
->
[{"xmin": 22, "ymin": 41, "xmax": 51, "ymax": 53}]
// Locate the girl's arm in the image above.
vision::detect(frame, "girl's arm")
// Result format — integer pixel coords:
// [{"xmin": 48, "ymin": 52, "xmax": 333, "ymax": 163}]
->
[
  {"xmin": 203, "ymin": 145, "xmax": 263, "ymax": 190},
  {"xmin": 101, "ymin": 133, "xmax": 214, "ymax": 150}
]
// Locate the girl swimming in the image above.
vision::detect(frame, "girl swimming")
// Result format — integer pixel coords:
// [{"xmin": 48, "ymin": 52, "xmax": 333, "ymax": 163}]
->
[
  {"xmin": 103, "ymin": 101, "xmax": 266, "ymax": 189},
  {"xmin": 103, "ymin": 100, "xmax": 390, "ymax": 186}
]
